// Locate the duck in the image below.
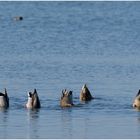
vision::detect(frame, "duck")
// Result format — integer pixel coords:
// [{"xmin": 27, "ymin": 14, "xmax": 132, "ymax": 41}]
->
[
  {"xmin": 60, "ymin": 89, "xmax": 74, "ymax": 107},
  {"xmin": 80, "ymin": 84, "xmax": 94, "ymax": 101},
  {"xmin": 0, "ymin": 88, "xmax": 9, "ymax": 108},
  {"xmin": 13, "ymin": 16, "xmax": 23, "ymax": 21},
  {"xmin": 26, "ymin": 89, "xmax": 41, "ymax": 109},
  {"xmin": 133, "ymin": 89, "xmax": 140, "ymax": 109}
]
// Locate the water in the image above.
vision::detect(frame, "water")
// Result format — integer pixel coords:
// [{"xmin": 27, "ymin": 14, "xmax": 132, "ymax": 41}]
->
[{"xmin": 0, "ymin": 1, "xmax": 140, "ymax": 138}]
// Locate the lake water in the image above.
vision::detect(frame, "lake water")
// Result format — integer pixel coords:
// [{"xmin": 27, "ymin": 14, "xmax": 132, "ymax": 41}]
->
[{"xmin": 0, "ymin": 1, "xmax": 140, "ymax": 139}]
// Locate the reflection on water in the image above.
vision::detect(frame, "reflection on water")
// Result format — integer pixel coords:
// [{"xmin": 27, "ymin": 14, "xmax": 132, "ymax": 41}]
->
[
  {"xmin": 135, "ymin": 114, "xmax": 140, "ymax": 138},
  {"xmin": 27, "ymin": 109, "xmax": 40, "ymax": 120},
  {"xmin": 60, "ymin": 109, "xmax": 73, "ymax": 138},
  {"xmin": 0, "ymin": 108, "xmax": 9, "ymax": 139},
  {"xmin": 26, "ymin": 109, "xmax": 40, "ymax": 139},
  {"xmin": 134, "ymin": 108, "xmax": 140, "ymax": 112},
  {"xmin": 0, "ymin": 107, "xmax": 9, "ymax": 113},
  {"xmin": 137, "ymin": 117, "xmax": 140, "ymax": 123}
]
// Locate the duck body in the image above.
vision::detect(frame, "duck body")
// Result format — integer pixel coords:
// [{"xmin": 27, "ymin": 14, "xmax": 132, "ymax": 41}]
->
[
  {"xmin": 60, "ymin": 89, "xmax": 74, "ymax": 107},
  {"xmin": 133, "ymin": 90, "xmax": 140, "ymax": 109},
  {"xmin": 0, "ymin": 88, "xmax": 9, "ymax": 108},
  {"xmin": 80, "ymin": 84, "xmax": 94, "ymax": 101},
  {"xmin": 26, "ymin": 89, "xmax": 41, "ymax": 109},
  {"xmin": 13, "ymin": 16, "xmax": 23, "ymax": 21}
]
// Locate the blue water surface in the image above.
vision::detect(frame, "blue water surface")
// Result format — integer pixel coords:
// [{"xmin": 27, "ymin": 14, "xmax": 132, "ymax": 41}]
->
[{"xmin": 0, "ymin": 1, "xmax": 140, "ymax": 138}]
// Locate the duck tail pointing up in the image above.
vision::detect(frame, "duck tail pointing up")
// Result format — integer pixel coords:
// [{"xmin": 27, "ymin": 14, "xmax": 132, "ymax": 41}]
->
[
  {"xmin": 4, "ymin": 88, "xmax": 9, "ymax": 107},
  {"xmin": 34, "ymin": 89, "xmax": 37, "ymax": 94},
  {"xmin": 4, "ymin": 88, "xmax": 8, "ymax": 96}
]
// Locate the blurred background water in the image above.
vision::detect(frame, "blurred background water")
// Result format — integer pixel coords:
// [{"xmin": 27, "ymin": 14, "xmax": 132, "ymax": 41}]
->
[{"xmin": 0, "ymin": 1, "xmax": 140, "ymax": 138}]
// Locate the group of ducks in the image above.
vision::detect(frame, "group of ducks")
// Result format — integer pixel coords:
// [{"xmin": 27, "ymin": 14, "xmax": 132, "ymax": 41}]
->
[
  {"xmin": 0, "ymin": 84, "xmax": 140, "ymax": 110},
  {"xmin": 0, "ymin": 84, "xmax": 93, "ymax": 109}
]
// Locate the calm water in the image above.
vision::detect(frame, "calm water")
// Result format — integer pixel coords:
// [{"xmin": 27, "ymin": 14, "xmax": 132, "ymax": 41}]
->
[{"xmin": 0, "ymin": 1, "xmax": 140, "ymax": 139}]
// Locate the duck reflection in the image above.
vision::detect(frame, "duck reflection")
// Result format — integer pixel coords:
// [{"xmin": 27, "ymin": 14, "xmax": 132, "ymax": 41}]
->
[
  {"xmin": 60, "ymin": 109, "xmax": 73, "ymax": 138},
  {"xmin": 0, "ymin": 108, "xmax": 9, "ymax": 138},
  {"xmin": 135, "ymin": 115, "xmax": 140, "ymax": 139},
  {"xmin": 27, "ymin": 109, "xmax": 40, "ymax": 119},
  {"xmin": 0, "ymin": 107, "xmax": 9, "ymax": 113},
  {"xmin": 26, "ymin": 109, "xmax": 40, "ymax": 138}
]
